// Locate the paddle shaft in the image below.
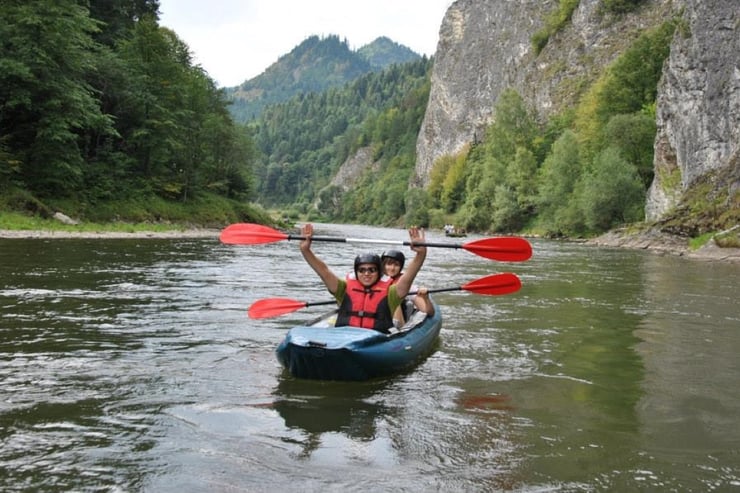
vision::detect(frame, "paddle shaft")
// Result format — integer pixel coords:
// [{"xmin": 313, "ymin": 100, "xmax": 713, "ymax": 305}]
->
[
  {"xmin": 249, "ymin": 289, "xmax": 453, "ymax": 318},
  {"xmin": 285, "ymin": 287, "xmax": 447, "ymax": 310},
  {"xmin": 219, "ymin": 223, "xmax": 532, "ymax": 262},
  {"xmin": 247, "ymin": 272, "xmax": 521, "ymax": 318},
  {"xmin": 281, "ymin": 285, "xmax": 485, "ymax": 308},
  {"xmin": 422, "ymin": 286, "xmax": 468, "ymax": 295},
  {"xmin": 286, "ymin": 234, "xmax": 468, "ymax": 250},
  {"xmin": 304, "ymin": 300, "xmax": 338, "ymax": 308}
]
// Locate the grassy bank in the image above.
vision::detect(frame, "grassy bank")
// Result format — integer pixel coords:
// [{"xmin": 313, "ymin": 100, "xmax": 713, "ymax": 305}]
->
[
  {"xmin": 0, "ymin": 188, "xmax": 282, "ymax": 233},
  {"xmin": 0, "ymin": 211, "xmax": 207, "ymax": 234}
]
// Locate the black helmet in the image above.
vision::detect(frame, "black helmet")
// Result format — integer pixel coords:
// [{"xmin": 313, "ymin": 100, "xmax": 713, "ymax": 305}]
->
[
  {"xmin": 381, "ymin": 250, "xmax": 405, "ymax": 271},
  {"xmin": 354, "ymin": 253, "xmax": 382, "ymax": 277}
]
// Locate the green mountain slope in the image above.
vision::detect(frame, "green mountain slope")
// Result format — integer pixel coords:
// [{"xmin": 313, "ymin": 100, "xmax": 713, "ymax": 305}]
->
[
  {"xmin": 357, "ymin": 36, "xmax": 421, "ymax": 68},
  {"xmin": 251, "ymin": 58, "xmax": 433, "ymax": 214},
  {"xmin": 226, "ymin": 35, "xmax": 421, "ymax": 122}
]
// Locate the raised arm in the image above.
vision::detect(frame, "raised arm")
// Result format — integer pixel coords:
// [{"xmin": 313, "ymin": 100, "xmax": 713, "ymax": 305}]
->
[
  {"xmin": 394, "ymin": 226, "xmax": 427, "ymax": 298},
  {"xmin": 299, "ymin": 224, "xmax": 340, "ymax": 294}
]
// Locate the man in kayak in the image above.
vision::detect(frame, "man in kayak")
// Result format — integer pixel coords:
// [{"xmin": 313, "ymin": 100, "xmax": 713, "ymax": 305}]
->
[
  {"xmin": 381, "ymin": 249, "xmax": 435, "ymax": 325},
  {"xmin": 299, "ymin": 223, "xmax": 429, "ymax": 333}
]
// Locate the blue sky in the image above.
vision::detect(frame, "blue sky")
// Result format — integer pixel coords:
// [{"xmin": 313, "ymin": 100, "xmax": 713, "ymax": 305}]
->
[{"xmin": 158, "ymin": 0, "xmax": 454, "ymax": 87}]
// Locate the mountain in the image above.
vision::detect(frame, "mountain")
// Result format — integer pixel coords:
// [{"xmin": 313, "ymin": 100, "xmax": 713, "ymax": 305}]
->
[
  {"xmin": 357, "ymin": 36, "xmax": 421, "ymax": 69},
  {"xmin": 226, "ymin": 35, "xmax": 421, "ymax": 122}
]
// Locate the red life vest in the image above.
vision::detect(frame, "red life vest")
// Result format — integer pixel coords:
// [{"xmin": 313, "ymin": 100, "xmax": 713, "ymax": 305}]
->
[{"xmin": 336, "ymin": 276, "xmax": 394, "ymax": 331}]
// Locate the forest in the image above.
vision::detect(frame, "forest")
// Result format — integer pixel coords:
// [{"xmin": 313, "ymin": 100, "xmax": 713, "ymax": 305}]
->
[
  {"xmin": 248, "ymin": 17, "xmax": 677, "ymax": 237},
  {"xmin": 1, "ymin": 0, "xmax": 264, "ymax": 226}
]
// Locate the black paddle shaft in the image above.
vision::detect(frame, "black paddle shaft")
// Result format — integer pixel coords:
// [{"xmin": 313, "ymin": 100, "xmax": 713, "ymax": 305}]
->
[{"xmin": 286, "ymin": 234, "xmax": 463, "ymax": 249}]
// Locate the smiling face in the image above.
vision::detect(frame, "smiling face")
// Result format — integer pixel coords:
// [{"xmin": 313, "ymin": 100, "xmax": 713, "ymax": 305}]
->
[
  {"xmin": 356, "ymin": 263, "xmax": 379, "ymax": 287},
  {"xmin": 383, "ymin": 258, "xmax": 402, "ymax": 279}
]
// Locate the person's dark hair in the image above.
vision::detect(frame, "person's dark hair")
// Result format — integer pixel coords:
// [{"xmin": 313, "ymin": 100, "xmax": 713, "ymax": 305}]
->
[
  {"xmin": 381, "ymin": 250, "xmax": 405, "ymax": 271},
  {"xmin": 354, "ymin": 253, "xmax": 382, "ymax": 277}
]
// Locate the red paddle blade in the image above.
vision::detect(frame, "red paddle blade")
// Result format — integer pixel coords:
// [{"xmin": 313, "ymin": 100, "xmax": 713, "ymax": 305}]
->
[
  {"xmin": 248, "ymin": 298, "xmax": 308, "ymax": 319},
  {"xmin": 220, "ymin": 223, "xmax": 288, "ymax": 245},
  {"xmin": 461, "ymin": 273, "xmax": 522, "ymax": 295},
  {"xmin": 462, "ymin": 237, "xmax": 532, "ymax": 262}
]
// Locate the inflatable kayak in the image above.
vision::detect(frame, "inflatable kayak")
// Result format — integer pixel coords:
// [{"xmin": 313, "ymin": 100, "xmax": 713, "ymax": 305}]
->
[{"xmin": 276, "ymin": 302, "xmax": 442, "ymax": 381}]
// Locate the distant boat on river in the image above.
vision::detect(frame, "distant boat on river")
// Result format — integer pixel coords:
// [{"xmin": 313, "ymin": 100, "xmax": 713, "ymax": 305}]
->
[{"xmin": 443, "ymin": 224, "xmax": 467, "ymax": 237}]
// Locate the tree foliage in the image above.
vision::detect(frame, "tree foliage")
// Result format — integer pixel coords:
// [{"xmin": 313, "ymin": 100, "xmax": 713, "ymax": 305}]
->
[
  {"xmin": 580, "ymin": 146, "xmax": 644, "ymax": 230},
  {"xmin": 575, "ymin": 20, "xmax": 676, "ymax": 157},
  {"xmin": 252, "ymin": 58, "xmax": 432, "ymax": 211},
  {"xmin": 429, "ymin": 146, "xmax": 470, "ymax": 214},
  {"xmin": 1, "ymin": 1, "xmax": 113, "ymax": 195},
  {"xmin": 1, "ymin": 0, "xmax": 255, "ymax": 217},
  {"xmin": 536, "ymin": 130, "xmax": 583, "ymax": 233},
  {"xmin": 243, "ymin": 16, "xmax": 674, "ymax": 237},
  {"xmin": 532, "ymin": 0, "xmax": 581, "ymax": 55},
  {"xmin": 440, "ymin": 20, "xmax": 677, "ymax": 237},
  {"xmin": 603, "ymin": 112, "xmax": 656, "ymax": 188},
  {"xmin": 456, "ymin": 90, "xmax": 540, "ymax": 232}
]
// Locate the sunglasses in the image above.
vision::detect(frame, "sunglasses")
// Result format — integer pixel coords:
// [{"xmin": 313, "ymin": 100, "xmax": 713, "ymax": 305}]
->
[{"xmin": 357, "ymin": 267, "xmax": 378, "ymax": 274}]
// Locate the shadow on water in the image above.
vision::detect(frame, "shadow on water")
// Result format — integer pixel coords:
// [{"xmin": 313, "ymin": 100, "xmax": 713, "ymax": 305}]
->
[{"xmin": 270, "ymin": 374, "xmax": 395, "ymax": 455}]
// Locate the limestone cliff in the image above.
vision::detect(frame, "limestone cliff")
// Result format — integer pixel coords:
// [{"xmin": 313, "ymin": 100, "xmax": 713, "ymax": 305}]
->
[
  {"xmin": 646, "ymin": 0, "xmax": 739, "ymax": 221},
  {"xmin": 413, "ymin": 0, "xmax": 554, "ymax": 186},
  {"xmin": 415, "ymin": 0, "xmax": 738, "ymax": 225}
]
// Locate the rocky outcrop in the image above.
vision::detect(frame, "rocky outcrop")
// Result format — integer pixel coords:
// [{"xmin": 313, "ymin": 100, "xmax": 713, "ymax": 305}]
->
[
  {"xmin": 328, "ymin": 146, "xmax": 377, "ymax": 191},
  {"xmin": 646, "ymin": 0, "xmax": 740, "ymax": 220},
  {"xmin": 413, "ymin": 0, "xmax": 553, "ymax": 186},
  {"xmin": 588, "ymin": 227, "xmax": 740, "ymax": 262},
  {"xmin": 53, "ymin": 212, "xmax": 79, "ymax": 225},
  {"xmin": 314, "ymin": 145, "xmax": 378, "ymax": 212},
  {"xmin": 415, "ymin": 0, "xmax": 738, "ymax": 225}
]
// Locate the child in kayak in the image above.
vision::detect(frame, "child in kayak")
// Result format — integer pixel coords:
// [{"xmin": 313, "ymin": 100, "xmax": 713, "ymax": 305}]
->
[{"xmin": 381, "ymin": 249, "xmax": 435, "ymax": 326}]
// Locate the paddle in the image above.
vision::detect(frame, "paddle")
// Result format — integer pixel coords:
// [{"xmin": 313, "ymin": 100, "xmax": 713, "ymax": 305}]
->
[
  {"xmin": 247, "ymin": 272, "xmax": 522, "ymax": 319},
  {"xmin": 220, "ymin": 223, "xmax": 532, "ymax": 262}
]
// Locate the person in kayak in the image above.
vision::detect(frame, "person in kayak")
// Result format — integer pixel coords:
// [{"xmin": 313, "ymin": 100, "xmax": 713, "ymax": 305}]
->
[
  {"xmin": 381, "ymin": 249, "xmax": 406, "ymax": 281},
  {"xmin": 381, "ymin": 249, "xmax": 435, "ymax": 325},
  {"xmin": 299, "ymin": 223, "xmax": 428, "ymax": 333}
]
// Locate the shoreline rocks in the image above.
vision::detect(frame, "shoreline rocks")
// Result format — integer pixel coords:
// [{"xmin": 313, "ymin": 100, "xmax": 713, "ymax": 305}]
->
[{"xmin": 587, "ymin": 229, "xmax": 740, "ymax": 262}]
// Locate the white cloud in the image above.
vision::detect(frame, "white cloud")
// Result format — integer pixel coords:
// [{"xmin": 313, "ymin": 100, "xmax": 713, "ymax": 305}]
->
[{"xmin": 158, "ymin": 0, "xmax": 453, "ymax": 87}]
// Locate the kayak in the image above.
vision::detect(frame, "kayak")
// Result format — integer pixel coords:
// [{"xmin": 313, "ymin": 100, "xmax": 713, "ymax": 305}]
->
[{"xmin": 275, "ymin": 301, "xmax": 442, "ymax": 381}]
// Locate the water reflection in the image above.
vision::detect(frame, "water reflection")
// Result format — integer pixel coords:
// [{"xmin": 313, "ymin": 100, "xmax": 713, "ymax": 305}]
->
[
  {"xmin": 633, "ymin": 254, "xmax": 740, "ymax": 490},
  {"xmin": 270, "ymin": 376, "xmax": 393, "ymax": 457}
]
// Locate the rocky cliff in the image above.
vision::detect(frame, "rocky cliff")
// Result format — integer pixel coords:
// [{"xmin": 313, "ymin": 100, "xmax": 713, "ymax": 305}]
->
[
  {"xmin": 415, "ymin": 0, "xmax": 738, "ymax": 225},
  {"xmin": 646, "ymin": 0, "xmax": 739, "ymax": 221}
]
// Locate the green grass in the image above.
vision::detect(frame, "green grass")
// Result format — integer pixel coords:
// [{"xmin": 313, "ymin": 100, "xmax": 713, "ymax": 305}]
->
[
  {"xmin": 688, "ymin": 228, "xmax": 740, "ymax": 250},
  {"xmin": 0, "ymin": 188, "xmax": 283, "ymax": 232},
  {"xmin": 0, "ymin": 211, "xmax": 194, "ymax": 233},
  {"xmin": 688, "ymin": 232, "xmax": 713, "ymax": 250}
]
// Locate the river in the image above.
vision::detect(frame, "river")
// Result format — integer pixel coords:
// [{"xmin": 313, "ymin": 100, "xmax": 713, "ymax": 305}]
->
[{"xmin": 1, "ymin": 223, "xmax": 739, "ymax": 492}]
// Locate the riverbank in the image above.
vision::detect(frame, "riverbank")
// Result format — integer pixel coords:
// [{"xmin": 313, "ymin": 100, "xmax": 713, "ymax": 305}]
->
[
  {"xmin": 587, "ymin": 228, "xmax": 740, "ymax": 262},
  {"xmin": 0, "ymin": 228, "xmax": 220, "ymax": 239},
  {"xmin": 2, "ymin": 226, "xmax": 739, "ymax": 262}
]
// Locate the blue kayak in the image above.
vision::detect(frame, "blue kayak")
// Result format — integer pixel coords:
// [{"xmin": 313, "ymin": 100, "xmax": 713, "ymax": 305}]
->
[{"xmin": 275, "ymin": 302, "xmax": 442, "ymax": 381}]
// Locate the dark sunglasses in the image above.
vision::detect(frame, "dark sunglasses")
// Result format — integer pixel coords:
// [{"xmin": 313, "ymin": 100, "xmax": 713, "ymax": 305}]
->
[{"xmin": 357, "ymin": 267, "xmax": 378, "ymax": 274}]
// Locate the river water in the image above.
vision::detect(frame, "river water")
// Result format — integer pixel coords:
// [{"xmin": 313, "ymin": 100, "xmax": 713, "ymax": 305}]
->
[{"xmin": 1, "ymin": 223, "xmax": 739, "ymax": 492}]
